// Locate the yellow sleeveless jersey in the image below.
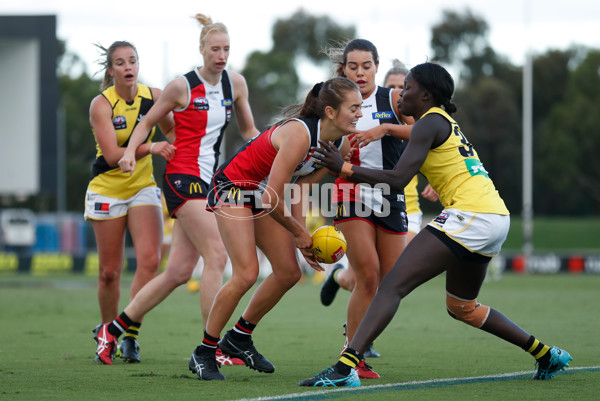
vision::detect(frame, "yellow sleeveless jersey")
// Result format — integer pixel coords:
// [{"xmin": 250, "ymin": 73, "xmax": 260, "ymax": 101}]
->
[
  {"xmin": 418, "ymin": 107, "xmax": 509, "ymax": 215},
  {"xmin": 88, "ymin": 84, "xmax": 157, "ymax": 199},
  {"xmin": 404, "ymin": 175, "xmax": 420, "ymax": 214}
]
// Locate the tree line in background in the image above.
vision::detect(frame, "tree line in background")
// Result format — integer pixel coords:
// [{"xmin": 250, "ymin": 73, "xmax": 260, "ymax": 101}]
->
[{"xmin": 15, "ymin": 8, "xmax": 600, "ymax": 216}]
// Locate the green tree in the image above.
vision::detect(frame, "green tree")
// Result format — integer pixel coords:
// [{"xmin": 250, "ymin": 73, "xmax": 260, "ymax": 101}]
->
[
  {"xmin": 529, "ymin": 48, "xmax": 575, "ymax": 214},
  {"xmin": 454, "ymin": 77, "xmax": 521, "ymax": 212},
  {"xmin": 430, "ymin": 8, "xmax": 490, "ymax": 82},
  {"xmin": 229, "ymin": 9, "xmax": 355, "ymax": 157},
  {"xmin": 538, "ymin": 49, "xmax": 600, "ymax": 214},
  {"xmin": 429, "ymin": 8, "xmax": 523, "ymax": 212}
]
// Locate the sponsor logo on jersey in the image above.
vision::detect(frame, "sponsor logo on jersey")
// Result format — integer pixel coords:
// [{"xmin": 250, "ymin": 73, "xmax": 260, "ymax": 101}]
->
[
  {"xmin": 465, "ymin": 158, "xmax": 489, "ymax": 178},
  {"xmin": 113, "ymin": 115, "xmax": 127, "ymax": 129},
  {"xmin": 222, "ymin": 99, "xmax": 233, "ymax": 107},
  {"xmin": 174, "ymin": 180, "xmax": 182, "ymax": 189},
  {"xmin": 193, "ymin": 97, "xmax": 209, "ymax": 111},
  {"xmin": 226, "ymin": 109, "xmax": 232, "ymax": 122},
  {"xmin": 373, "ymin": 111, "xmax": 393, "ymax": 119},
  {"xmin": 295, "ymin": 155, "xmax": 310, "ymax": 171},
  {"xmin": 294, "ymin": 155, "xmax": 320, "ymax": 174}
]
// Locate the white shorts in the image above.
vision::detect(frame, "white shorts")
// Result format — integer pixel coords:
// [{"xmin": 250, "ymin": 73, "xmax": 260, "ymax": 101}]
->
[
  {"xmin": 407, "ymin": 211, "xmax": 423, "ymax": 234},
  {"xmin": 427, "ymin": 208, "xmax": 510, "ymax": 257},
  {"xmin": 84, "ymin": 186, "xmax": 162, "ymax": 221}
]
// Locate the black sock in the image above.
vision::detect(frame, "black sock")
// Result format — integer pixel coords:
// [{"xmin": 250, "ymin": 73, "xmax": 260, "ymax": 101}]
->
[
  {"xmin": 230, "ymin": 317, "xmax": 256, "ymax": 342},
  {"xmin": 334, "ymin": 347, "xmax": 362, "ymax": 375},
  {"xmin": 523, "ymin": 335, "xmax": 551, "ymax": 364},
  {"xmin": 108, "ymin": 311, "xmax": 134, "ymax": 337},
  {"xmin": 200, "ymin": 330, "xmax": 220, "ymax": 354}
]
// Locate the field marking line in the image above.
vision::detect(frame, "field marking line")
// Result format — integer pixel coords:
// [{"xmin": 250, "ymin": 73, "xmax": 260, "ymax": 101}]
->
[{"xmin": 233, "ymin": 365, "xmax": 600, "ymax": 401}]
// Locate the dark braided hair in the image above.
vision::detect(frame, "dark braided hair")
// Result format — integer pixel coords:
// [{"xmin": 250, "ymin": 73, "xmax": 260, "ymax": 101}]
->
[{"xmin": 410, "ymin": 62, "xmax": 457, "ymax": 115}]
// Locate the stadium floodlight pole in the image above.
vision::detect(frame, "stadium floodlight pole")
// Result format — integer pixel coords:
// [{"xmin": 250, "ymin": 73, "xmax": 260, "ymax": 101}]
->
[{"xmin": 522, "ymin": 0, "xmax": 533, "ymax": 262}]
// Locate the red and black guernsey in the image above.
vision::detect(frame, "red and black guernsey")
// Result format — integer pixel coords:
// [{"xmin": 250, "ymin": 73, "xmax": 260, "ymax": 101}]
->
[
  {"xmin": 166, "ymin": 69, "xmax": 234, "ymax": 183},
  {"xmin": 218, "ymin": 116, "xmax": 344, "ymax": 189}
]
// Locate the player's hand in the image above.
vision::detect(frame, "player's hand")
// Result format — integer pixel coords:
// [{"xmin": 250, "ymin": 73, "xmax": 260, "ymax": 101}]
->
[
  {"xmin": 118, "ymin": 150, "xmax": 136, "ymax": 175},
  {"xmin": 295, "ymin": 231, "xmax": 323, "ymax": 272},
  {"xmin": 343, "ymin": 147, "xmax": 355, "ymax": 163},
  {"xmin": 311, "ymin": 140, "xmax": 344, "ymax": 173},
  {"xmin": 152, "ymin": 141, "xmax": 177, "ymax": 161},
  {"xmin": 299, "ymin": 247, "xmax": 324, "ymax": 272},
  {"xmin": 421, "ymin": 184, "xmax": 439, "ymax": 202},
  {"xmin": 351, "ymin": 128, "xmax": 384, "ymax": 148}
]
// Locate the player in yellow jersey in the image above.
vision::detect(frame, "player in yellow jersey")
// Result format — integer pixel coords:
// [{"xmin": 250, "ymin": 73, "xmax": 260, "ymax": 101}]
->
[
  {"xmin": 86, "ymin": 41, "xmax": 176, "ymax": 363},
  {"xmin": 319, "ymin": 59, "xmax": 439, "ymax": 360},
  {"xmin": 97, "ymin": 15, "xmax": 259, "ymax": 369},
  {"xmin": 301, "ymin": 62, "xmax": 571, "ymax": 387}
]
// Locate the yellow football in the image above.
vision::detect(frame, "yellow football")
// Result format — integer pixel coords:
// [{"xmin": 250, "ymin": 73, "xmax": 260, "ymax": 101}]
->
[{"xmin": 311, "ymin": 225, "xmax": 346, "ymax": 264}]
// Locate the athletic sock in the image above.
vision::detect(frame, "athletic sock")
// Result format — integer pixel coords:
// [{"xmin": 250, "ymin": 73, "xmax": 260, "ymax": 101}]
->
[
  {"xmin": 230, "ymin": 317, "xmax": 256, "ymax": 342},
  {"xmin": 334, "ymin": 347, "xmax": 361, "ymax": 375},
  {"xmin": 124, "ymin": 322, "xmax": 141, "ymax": 340},
  {"xmin": 332, "ymin": 267, "xmax": 342, "ymax": 283},
  {"xmin": 200, "ymin": 330, "xmax": 220, "ymax": 354},
  {"xmin": 524, "ymin": 335, "xmax": 551, "ymax": 365},
  {"xmin": 108, "ymin": 311, "xmax": 134, "ymax": 337}
]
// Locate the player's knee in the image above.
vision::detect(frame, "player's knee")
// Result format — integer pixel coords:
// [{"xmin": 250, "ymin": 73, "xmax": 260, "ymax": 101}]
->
[
  {"xmin": 135, "ymin": 252, "xmax": 160, "ymax": 274},
  {"xmin": 231, "ymin": 266, "xmax": 259, "ymax": 291},
  {"xmin": 98, "ymin": 265, "xmax": 121, "ymax": 285},
  {"xmin": 204, "ymin": 246, "xmax": 228, "ymax": 271},
  {"xmin": 446, "ymin": 292, "xmax": 490, "ymax": 328},
  {"xmin": 275, "ymin": 265, "xmax": 302, "ymax": 287}
]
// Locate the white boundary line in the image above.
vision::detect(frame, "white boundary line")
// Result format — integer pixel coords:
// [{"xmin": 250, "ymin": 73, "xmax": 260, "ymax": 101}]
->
[{"xmin": 233, "ymin": 366, "xmax": 600, "ymax": 401}]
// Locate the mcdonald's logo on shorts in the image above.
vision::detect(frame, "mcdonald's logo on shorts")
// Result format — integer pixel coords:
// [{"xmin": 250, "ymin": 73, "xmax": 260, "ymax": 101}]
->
[
  {"xmin": 189, "ymin": 182, "xmax": 203, "ymax": 195},
  {"xmin": 227, "ymin": 187, "xmax": 241, "ymax": 202},
  {"xmin": 336, "ymin": 203, "xmax": 347, "ymax": 219}
]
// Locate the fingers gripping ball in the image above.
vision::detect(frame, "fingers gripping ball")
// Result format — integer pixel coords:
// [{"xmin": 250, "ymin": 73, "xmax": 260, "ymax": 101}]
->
[{"xmin": 311, "ymin": 225, "xmax": 346, "ymax": 264}]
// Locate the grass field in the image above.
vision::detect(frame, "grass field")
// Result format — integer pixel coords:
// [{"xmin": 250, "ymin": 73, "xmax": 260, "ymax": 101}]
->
[
  {"xmin": 497, "ymin": 216, "xmax": 600, "ymax": 252},
  {"xmin": 1, "ymin": 272, "xmax": 599, "ymax": 400}
]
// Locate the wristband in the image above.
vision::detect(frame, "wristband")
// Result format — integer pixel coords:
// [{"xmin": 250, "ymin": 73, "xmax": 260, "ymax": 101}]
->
[
  {"xmin": 339, "ymin": 162, "xmax": 353, "ymax": 179},
  {"xmin": 149, "ymin": 142, "xmax": 156, "ymax": 155}
]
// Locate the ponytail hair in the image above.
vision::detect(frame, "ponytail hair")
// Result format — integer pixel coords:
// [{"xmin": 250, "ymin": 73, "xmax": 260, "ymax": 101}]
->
[
  {"xmin": 323, "ymin": 38, "xmax": 379, "ymax": 78},
  {"xmin": 194, "ymin": 13, "xmax": 228, "ymax": 49},
  {"xmin": 277, "ymin": 77, "xmax": 359, "ymax": 123},
  {"xmin": 94, "ymin": 41, "xmax": 138, "ymax": 90},
  {"xmin": 410, "ymin": 62, "xmax": 458, "ymax": 115}
]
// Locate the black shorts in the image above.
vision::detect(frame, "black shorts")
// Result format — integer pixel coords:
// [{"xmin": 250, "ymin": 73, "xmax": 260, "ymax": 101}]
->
[
  {"xmin": 333, "ymin": 200, "xmax": 408, "ymax": 234},
  {"xmin": 206, "ymin": 169, "xmax": 267, "ymax": 216},
  {"xmin": 163, "ymin": 173, "xmax": 210, "ymax": 217}
]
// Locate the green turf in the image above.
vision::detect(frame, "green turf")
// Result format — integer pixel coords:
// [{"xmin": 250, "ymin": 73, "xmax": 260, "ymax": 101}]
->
[
  {"xmin": 502, "ymin": 216, "xmax": 600, "ymax": 252},
  {"xmin": 1, "ymin": 272, "xmax": 599, "ymax": 400}
]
